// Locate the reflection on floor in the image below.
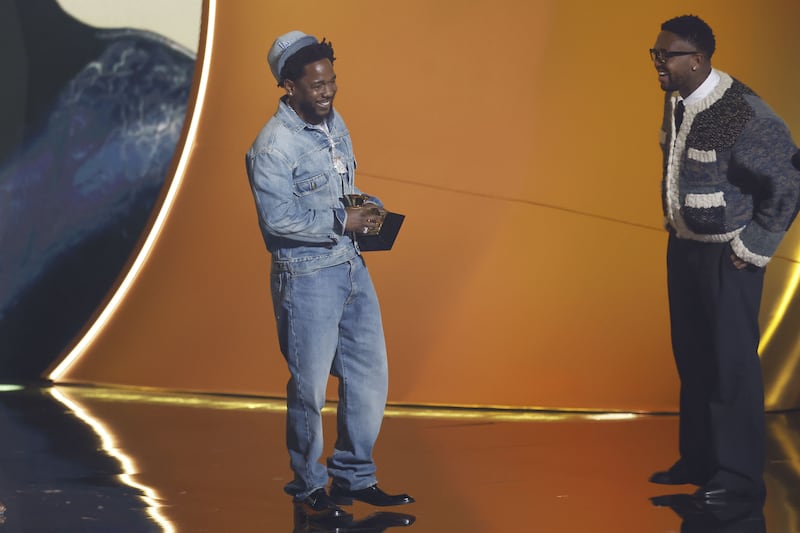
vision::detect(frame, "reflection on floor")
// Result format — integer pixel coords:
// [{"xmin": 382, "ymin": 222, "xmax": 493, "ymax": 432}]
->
[{"xmin": 0, "ymin": 384, "xmax": 797, "ymax": 532}]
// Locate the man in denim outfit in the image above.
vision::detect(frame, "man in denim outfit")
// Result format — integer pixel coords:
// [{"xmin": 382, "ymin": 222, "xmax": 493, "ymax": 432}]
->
[
  {"xmin": 647, "ymin": 15, "xmax": 800, "ymax": 502},
  {"xmin": 244, "ymin": 31, "xmax": 413, "ymax": 519}
]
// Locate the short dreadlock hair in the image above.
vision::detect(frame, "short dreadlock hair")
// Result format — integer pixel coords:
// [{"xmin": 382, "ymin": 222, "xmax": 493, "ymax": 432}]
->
[{"xmin": 279, "ymin": 39, "xmax": 336, "ymax": 86}]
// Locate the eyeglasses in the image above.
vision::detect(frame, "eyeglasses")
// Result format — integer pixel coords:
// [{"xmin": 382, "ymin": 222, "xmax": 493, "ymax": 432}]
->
[{"xmin": 649, "ymin": 48, "xmax": 698, "ymax": 64}]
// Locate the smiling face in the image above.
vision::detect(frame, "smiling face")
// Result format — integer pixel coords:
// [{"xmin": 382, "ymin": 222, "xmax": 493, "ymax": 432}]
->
[
  {"xmin": 651, "ymin": 30, "xmax": 707, "ymax": 97},
  {"xmin": 284, "ymin": 59, "xmax": 337, "ymax": 125}
]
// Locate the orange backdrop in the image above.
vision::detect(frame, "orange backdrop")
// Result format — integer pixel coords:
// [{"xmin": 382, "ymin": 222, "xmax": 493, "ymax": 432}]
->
[{"xmin": 49, "ymin": 0, "xmax": 800, "ymax": 412}]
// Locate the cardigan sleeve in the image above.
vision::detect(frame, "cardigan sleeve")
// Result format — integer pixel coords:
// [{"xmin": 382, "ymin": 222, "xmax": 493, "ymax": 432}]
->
[{"xmin": 729, "ymin": 116, "xmax": 800, "ymax": 266}]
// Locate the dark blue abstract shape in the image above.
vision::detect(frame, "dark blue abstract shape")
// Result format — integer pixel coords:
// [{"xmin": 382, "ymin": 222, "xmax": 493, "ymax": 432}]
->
[{"xmin": 0, "ymin": 29, "xmax": 195, "ymax": 378}]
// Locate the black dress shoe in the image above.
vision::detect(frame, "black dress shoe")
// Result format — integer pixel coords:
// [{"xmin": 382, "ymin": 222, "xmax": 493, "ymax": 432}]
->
[
  {"xmin": 295, "ymin": 488, "xmax": 352, "ymax": 519},
  {"xmin": 693, "ymin": 483, "xmax": 764, "ymax": 503},
  {"xmin": 330, "ymin": 484, "xmax": 415, "ymax": 507},
  {"xmin": 649, "ymin": 460, "xmax": 697, "ymax": 485},
  {"xmin": 651, "ymin": 493, "xmax": 766, "ymax": 533}
]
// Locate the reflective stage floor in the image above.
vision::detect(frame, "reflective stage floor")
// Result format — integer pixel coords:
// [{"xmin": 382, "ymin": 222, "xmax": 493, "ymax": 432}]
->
[{"xmin": 0, "ymin": 384, "xmax": 797, "ymax": 532}]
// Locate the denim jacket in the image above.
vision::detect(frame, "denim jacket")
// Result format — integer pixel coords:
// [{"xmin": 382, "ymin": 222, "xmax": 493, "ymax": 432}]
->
[{"xmin": 245, "ymin": 98, "xmax": 380, "ymax": 274}]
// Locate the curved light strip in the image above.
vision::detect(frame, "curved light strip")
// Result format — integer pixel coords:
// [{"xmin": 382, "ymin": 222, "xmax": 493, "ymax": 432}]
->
[
  {"xmin": 49, "ymin": 0, "xmax": 218, "ymax": 381},
  {"xmin": 760, "ymin": 255, "xmax": 800, "ymax": 351},
  {"xmin": 762, "ymin": 255, "xmax": 800, "ymax": 407},
  {"xmin": 57, "ymin": 385, "xmax": 642, "ymax": 423},
  {"xmin": 49, "ymin": 387, "xmax": 176, "ymax": 533}
]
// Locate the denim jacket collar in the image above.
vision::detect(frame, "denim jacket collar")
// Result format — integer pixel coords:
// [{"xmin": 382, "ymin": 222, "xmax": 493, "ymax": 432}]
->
[{"xmin": 276, "ymin": 97, "xmax": 343, "ymax": 135}]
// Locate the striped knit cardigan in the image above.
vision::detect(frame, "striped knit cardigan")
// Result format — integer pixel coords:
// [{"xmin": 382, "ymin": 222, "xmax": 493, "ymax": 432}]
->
[{"xmin": 660, "ymin": 70, "xmax": 800, "ymax": 266}]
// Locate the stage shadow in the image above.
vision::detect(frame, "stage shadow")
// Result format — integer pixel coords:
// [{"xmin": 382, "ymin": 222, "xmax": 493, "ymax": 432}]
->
[{"xmin": 293, "ymin": 507, "xmax": 416, "ymax": 533}]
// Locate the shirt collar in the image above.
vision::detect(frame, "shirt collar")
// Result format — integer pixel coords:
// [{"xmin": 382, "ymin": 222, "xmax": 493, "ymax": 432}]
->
[{"xmin": 681, "ymin": 68, "xmax": 720, "ymax": 106}]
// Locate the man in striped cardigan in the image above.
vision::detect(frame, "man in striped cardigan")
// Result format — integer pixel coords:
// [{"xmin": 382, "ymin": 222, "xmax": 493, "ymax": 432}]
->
[{"xmin": 647, "ymin": 14, "xmax": 800, "ymax": 502}]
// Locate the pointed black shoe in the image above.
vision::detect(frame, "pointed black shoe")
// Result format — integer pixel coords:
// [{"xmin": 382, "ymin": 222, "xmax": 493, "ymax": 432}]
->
[
  {"xmin": 649, "ymin": 460, "xmax": 699, "ymax": 485},
  {"xmin": 295, "ymin": 488, "xmax": 352, "ymax": 519},
  {"xmin": 651, "ymin": 493, "xmax": 766, "ymax": 533},
  {"xmin": 693, "ymin": 483, "xmax": 765, "ymax": 503},
  {"xmin": 330, "ymin": 484, "xmax": 415, "ymax": 507},
  {"xmin": 693, "ymin": 471, "xmax": 766, "ymax": 504}
]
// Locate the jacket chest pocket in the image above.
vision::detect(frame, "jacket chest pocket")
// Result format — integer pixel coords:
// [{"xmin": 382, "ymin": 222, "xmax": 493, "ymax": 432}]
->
[
  {"xmin": 294, "ymin": 173, "xmax": 329, "ymax": 196},
  {"xmin": 293, "ymin": 172, "xmax": 339, "ymax": 210}
]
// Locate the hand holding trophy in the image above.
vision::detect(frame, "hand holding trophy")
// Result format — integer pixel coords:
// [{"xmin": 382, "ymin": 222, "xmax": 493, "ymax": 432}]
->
[{"xmin": 343, "ymin": 194, "xmax": 404, "ymax": 251}]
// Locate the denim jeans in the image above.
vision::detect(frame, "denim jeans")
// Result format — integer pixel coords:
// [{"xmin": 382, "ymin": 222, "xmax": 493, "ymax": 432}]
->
[{"xmin": 271, "ymin": 256, "xmax": 388, "ymax": 500}]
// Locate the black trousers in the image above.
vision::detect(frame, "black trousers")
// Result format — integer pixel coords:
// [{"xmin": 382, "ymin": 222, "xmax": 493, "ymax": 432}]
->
[{"xmin": 666, "ymin": 234, "xmax": 766, "ymax": 490}]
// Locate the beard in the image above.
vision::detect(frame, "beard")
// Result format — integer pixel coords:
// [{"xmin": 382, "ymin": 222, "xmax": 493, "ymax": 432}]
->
[{"xmin": 297, "ymin": 99, "xmax": 332, "ymax": 124}]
